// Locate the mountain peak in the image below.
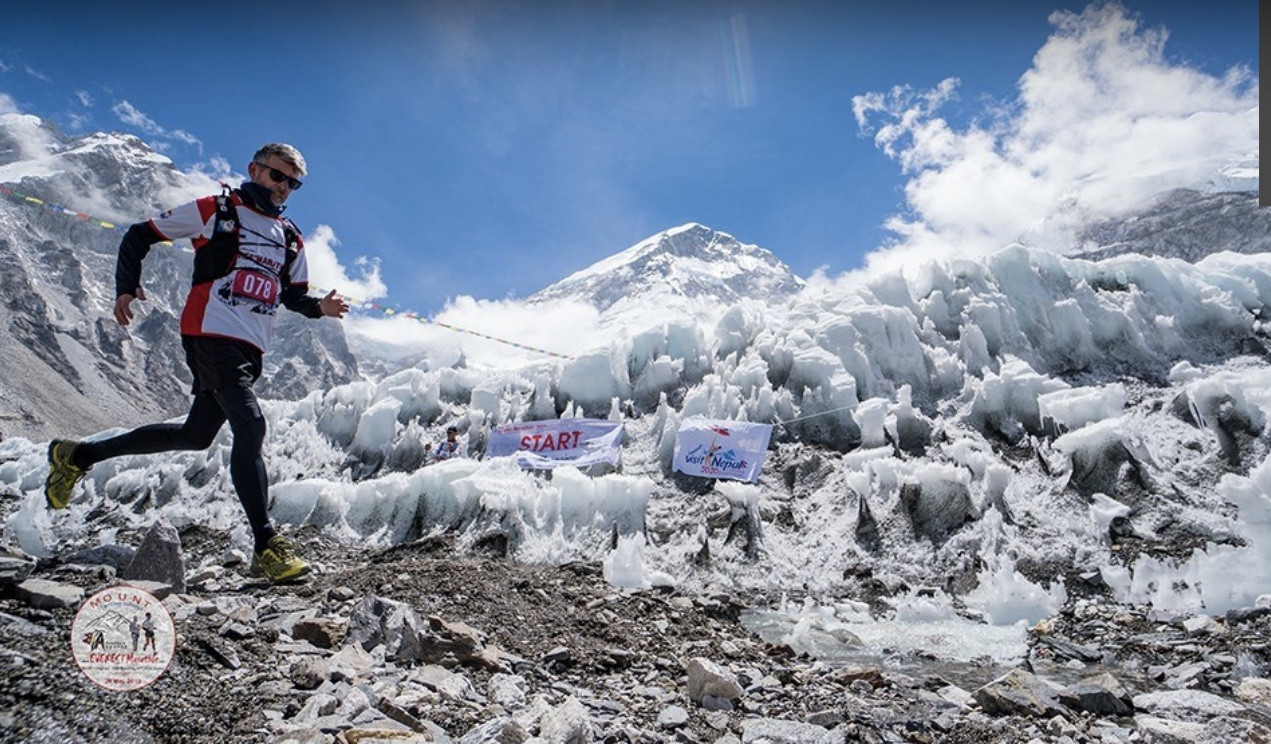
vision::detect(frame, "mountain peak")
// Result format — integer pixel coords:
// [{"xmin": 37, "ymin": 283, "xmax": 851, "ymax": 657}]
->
[{"xmin": 529, "ymin": 224, "xmax": 805, "ymax": 314}]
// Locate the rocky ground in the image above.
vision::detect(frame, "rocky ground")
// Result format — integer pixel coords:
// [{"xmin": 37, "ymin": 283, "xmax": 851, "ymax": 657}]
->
[{"xmin": 4, "ymin": 522, "xmax": 1271, "ymax": 744}]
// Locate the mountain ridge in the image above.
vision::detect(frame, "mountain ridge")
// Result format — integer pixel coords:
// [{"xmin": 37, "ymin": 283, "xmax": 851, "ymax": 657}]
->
[{"xmin": 527, "ymin": 222, "xmax": 806, "ymax": 314}]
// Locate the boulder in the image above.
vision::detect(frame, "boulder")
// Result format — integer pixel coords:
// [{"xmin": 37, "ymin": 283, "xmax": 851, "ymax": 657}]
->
[{"xmin": 121, "ymin": 519, "xmax": 186, "ymax": 593}]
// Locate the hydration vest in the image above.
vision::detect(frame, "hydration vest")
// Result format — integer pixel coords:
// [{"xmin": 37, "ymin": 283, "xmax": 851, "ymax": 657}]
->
[{"xmin": 192, "ymin": 185, "xmax": 301, "ymax": 287}]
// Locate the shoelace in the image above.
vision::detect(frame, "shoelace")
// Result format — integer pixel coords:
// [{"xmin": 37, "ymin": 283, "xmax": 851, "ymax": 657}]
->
[{"xmin": 270, "ymin": 539, "xmax": 296, "ymax": 560}]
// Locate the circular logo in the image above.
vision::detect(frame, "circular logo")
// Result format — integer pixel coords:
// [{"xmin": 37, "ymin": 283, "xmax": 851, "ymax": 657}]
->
[{"xmin": 71, "ymin": 585, "xmax": 175, "ymax": 691}]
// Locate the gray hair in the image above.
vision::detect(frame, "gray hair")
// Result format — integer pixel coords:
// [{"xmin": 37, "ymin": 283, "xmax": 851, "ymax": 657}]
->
[{"xmin": 253, "ymin": 142, "xmax": 307, "ymax": 176}]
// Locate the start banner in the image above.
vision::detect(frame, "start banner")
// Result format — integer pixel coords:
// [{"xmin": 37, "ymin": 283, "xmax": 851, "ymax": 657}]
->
[
  {"xmin": 487, "ymin": 418, "xmax": 624, "ymax": 471},
  {"xmin": 673, "ymin": 418, "xmax": 773, "ymax": 483}
]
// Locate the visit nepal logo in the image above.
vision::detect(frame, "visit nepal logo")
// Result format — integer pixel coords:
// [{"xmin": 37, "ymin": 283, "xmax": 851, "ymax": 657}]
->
[
  {"xmin": 683, "ymin": 426, "xmax": 750, "ymax": 474},
  {"xmin": 71, "ymin": 585, "xmax": 175, "ymax": 691}
]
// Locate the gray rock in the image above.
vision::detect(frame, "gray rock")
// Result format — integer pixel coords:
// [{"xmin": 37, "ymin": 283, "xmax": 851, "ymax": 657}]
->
[
  {"xmin": 973, "ymin": 668, "xmax": 1065, "ymax": 718},
  {"xmin": 64, "ymin": 544, "xmax": 136, "ymax": 569},
  {"xmin": 0, "ymin": 610, "xmax": 49, "ymax": 636},
  {"xmin": 1164, "ymin": 662, "xmax": 1208, "ymax": 689},
  {"xmin": 0, "ymin": 547, "xmax": 37, "ymax": 586},
  {"xmin": 1134, "ymin": 714, "xmax": 1205, "ymax": 743},
  {"xmin": 197, "ymin": 636, "xmax": 242, "ymax": 671},
  {"xmin": 537, "ymin": 696, "xmax": 592, "ymax": 744},
  {"xmin": 658, "ymin": 705, "xmax": 689, "ymax": 729},
  {"xmin": 488, "ymin": 673, "xmax": 528, "ymax": 710},
  {"xmin": 267, "ymin": 727, "xmax": 328, "ymax": 744},
  {"xmin": 740, "ymin": 718, "xmax": 836, "ymax": 744},
  {"xmin": 327, "ymin": 586, "xmax": 356, "ymax": 603},
  {"xmin": 937, "ymin": 684, "xmax": 974, "ymax": 708},
  {"xmin": 327, "ymin": 644, "xmax": 376, "ymax": 683},
  {"xmin": 13, "ymin": 578, "xmax": 84, "ymax": 610},
  {"xmin": 220, "ymin": 621, "xmax": 256, "ymax": 640},
  {"xmin": 294, "ymin": 693, "xmax": 339, "ymax": 724},
  {"xmin": 1132, "ymin": 689, "xmax": 1245, "ymax": 721},
  {"xmin": 542, "ymin": 645, "xmax": 573, "ymax": 667},
  {"xmin": 1182, "ymin": 616, "xmax": 1223, "ymax": 635},
  {"xmin": 120, "ymin": 579, "xmax": 173, "ymax": 600},
  {"xmin": 345, "ymin": 595, "xmax": 427, "ymax": 662},
  {"xmin": 339, "ymin": 686, "xmax": 376, "ymax": 719},
  {"xmin": 701, "ymin": 694, "xmax": 735, "ymax": 711},
  {"xmin": 458, "ymin": 716, "xmax": 528, "ymax": 744},
  {"xmin": 686, "ymin": 657, "xmax": 744, "ymax": 705},
  {"xmin": 121, "ymin": 519, "xmax": 186, "ymax": 593},
  {"xmin": 290, "ymin": 657, "xmax": 329, "ymax": 690},
  {"xmin": 805, "ymin": 709, "xmax": 844, "ymax": 727},
  {"xmin": 1060, "ymin": 680, "xmax": 1131, "ymax": 716}
]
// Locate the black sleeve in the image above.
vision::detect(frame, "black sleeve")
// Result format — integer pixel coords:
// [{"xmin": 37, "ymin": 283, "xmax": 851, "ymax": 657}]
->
[
  {"xmin": 115, "ymin": 221, "xmax": 165, "ymax": 297},
  {"xmin": 281, "ymin": 282, "xmax": 324, "ymax": 318}
]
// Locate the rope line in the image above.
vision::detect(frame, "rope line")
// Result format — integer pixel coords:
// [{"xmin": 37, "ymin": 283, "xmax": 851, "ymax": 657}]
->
[{"xmin": 775, "ymin": 404, "xmax": 859, "ymax": 426}]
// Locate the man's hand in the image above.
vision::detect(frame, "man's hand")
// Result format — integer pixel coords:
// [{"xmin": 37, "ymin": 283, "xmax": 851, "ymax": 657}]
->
[
  {"xmin": 113, "ymin": 288, "xmax": 146, "ymax": 326},
  {"xmin": 319, "ymin": 289, "xmax": 350, "ymax": 319}
]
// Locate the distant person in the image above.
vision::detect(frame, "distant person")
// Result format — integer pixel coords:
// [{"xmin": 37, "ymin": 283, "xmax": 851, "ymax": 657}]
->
[
  {"xmin": 433, "ymin": 426, "xmax": 464, "ymax": 462},
  {"xmin": 142, "ymin": 613, "xmax": 156, "ymax": 652},
  {"xmin": 129, "ymin": 616, "xmax": 141, "ymax": 652},
  {"xmin": 43, "ymin": 143, "xmax": 349, "ymax": 583}
]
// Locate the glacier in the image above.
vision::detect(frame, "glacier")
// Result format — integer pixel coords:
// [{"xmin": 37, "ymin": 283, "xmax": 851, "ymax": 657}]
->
[{"xmin": 5, "ymin": 234, "xmax": 1271, "ymax": 666}]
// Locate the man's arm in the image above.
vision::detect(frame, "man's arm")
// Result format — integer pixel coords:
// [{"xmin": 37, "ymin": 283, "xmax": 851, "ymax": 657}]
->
[
  {"xmin": 113, "ymin": 221, "xmax": 164, "ymax": 326},
  {"xmin": 280, "ymin": 286, "xmax": 349, "ymax": 319}
]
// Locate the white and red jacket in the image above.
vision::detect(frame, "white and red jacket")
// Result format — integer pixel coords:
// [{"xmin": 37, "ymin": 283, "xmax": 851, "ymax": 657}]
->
[{"xmin": 116, "ymin": 187, "xmax": 322, "ymax": 353}]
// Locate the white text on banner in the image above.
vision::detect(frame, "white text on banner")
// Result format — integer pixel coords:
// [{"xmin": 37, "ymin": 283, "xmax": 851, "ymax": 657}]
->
[
  {"xmin": 487, "ymin": 419, "xmax": 624, "ymax": 471},
  {"xmin": 673, "ymin": 418, "xmax": 773, "ymax": 483}
]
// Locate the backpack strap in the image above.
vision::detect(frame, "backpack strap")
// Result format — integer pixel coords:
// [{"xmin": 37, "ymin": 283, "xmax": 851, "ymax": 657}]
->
[
  {"xmin": 212, "ymin": 185, "xmax": 241, "ymax": 276},
  {"xmin": 280, "ymin": 216, "xmax": 302, "ymax": 279},
  {"xmin": 213, "ymin": 183, "xmax": 238, "ymax": 235},
  {"xmin": 207, "ymin": 184, "xmax": 303, "ymax": 280}
]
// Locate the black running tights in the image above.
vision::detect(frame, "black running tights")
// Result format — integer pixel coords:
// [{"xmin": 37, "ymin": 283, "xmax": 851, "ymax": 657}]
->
[{"xmin": 75, "ymin": 383, "xmax": 274, "ymax": 550}]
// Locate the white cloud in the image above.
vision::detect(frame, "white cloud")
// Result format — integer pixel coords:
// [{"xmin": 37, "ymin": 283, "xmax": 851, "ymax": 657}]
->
[
  {"xmin": 112, "ymin": 100, "xmax": 164, "ymax": 135},
  {"xmin": 343, "ymin": 293, "xmax": 607, "ymax": 371},
  {"xmin": 74, "ymin": 89, "xmax": 93, "ymax": 107},
  {"xmin": 0, "ymin": 92, "xmax": 16, "ymax": 115},
  {"xmin": 302, "ymin": 223, "xmax": 388, "ymax": 305},
  {"xmin": 190, "ymin": 156, "xmax": 235, "ymax": 183},
  {"xmin": 433, "ymin": 294, "xmax": 605, "ymax": 366},
  {"xmin": 853, "ymin": 2, "xmax": 1259, "ymax": 276},
  {"xmin": 112, "ymin": 100, "xmax": 204, "ymax": 153},
  {"xmin": 65, "ymin": 112, "xmax": 91, "ymax": 132},
  {"xmin": 23, "ymin": 65, "xmax": 50, "ymax": 83}
]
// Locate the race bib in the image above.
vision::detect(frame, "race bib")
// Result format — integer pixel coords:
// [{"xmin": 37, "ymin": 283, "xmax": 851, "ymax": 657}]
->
[{"xmin": 230, "ymin": 270, "xmax": 280, "ymax": 305}]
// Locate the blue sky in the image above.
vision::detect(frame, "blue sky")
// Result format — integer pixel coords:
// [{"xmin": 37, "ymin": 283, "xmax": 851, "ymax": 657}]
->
[{"xmin": 0, "ymin": 1, "xmax": 1259, "ymax": 318}]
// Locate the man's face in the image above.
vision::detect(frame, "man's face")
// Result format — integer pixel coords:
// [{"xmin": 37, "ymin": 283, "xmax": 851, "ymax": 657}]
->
[{"xmin": 248, "ymin": 156, "xmax": 303, "ymax": 207}]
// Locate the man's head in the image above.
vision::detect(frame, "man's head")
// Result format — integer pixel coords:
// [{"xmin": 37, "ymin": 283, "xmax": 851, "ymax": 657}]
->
[
  {"xmin": 446, "ymin": 427, "xmax": 459, "ymax": 440},
  {"xmin": 248, "ymin": 143, "xmax": 307, "ymax": 208}
]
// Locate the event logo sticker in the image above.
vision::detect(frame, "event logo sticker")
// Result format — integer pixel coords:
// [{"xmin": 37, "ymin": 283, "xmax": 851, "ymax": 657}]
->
[{"xmin": 71, "ymin": 585, "xmax": 175, "ymax": 691}]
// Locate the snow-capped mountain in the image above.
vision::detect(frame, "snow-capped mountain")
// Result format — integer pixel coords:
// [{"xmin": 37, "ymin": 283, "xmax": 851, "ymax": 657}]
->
[
  {"xmin": 528, "ymin": 223, "xmax": 805, "ymax": 318},
  {"xmin": 0, "ymin": 113, "xmax": 359, "ymax": 442},
  {"xmin": 1076, "ymin": 189, "xmax": 1271, "ymax": 262}
]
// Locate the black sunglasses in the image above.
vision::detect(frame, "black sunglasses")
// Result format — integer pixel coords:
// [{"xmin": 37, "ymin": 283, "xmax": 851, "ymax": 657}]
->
[{"xmin": 253, "ymin": 161, "xmax": 303, "ymax": 190}]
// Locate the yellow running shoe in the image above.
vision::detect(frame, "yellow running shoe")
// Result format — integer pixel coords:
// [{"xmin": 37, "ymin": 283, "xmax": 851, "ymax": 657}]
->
[
  {"xmin": 255, "ymin": 535, "xmax": 311, "ymax": 582},
  {"xmin": 45, "ymin": 439, "xmax": 87, "ymax": 509}
]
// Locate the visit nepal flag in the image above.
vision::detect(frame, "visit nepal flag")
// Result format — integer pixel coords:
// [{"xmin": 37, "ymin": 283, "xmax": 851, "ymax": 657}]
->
[{"xmin": 673, "ymin": 417, "xmax": 773, "ymax": 483}]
